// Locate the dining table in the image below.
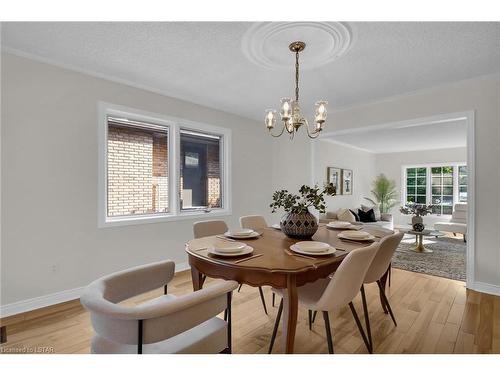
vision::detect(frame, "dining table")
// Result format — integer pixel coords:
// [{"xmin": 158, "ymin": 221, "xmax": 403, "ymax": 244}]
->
[{"xmin": 185, "ymin": 225, "xmax": 388, "ymax": 354}]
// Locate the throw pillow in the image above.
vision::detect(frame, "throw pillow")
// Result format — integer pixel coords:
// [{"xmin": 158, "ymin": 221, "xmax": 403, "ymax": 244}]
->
[
  {"xmin": 349, "ymin": 209, "xmax": 360, "ymax": 222},
  {"xmin": 337, "ymin": 208, "xmax": 356, "ymax": 223},
  {"xmin": 358, "ymin": 208, "xmax": 377, "ymax": 223},
  {"xmin": 361, "ymin": 204, "xmax": 381, "ymax": 221}
]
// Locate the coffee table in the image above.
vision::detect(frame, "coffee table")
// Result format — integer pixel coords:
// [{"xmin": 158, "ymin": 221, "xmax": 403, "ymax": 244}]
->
[{"xmin": 398, "ymin": 227, "xmax": 444, "ymax": 253}]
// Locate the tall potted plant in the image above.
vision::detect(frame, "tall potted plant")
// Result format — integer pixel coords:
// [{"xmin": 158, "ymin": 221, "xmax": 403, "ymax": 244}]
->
[
  {"xmin": 364, "ymin": 174, "xmax": 398, "ymax": 213},
  {"xmin": 270, "ymin": 183, "xmax": 336, "ymax": 238}
]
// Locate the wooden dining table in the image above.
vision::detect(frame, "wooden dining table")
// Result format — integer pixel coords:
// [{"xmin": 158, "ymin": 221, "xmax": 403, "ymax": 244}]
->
[{"xmin": 185, "ymin": 225, "xmax": 385, "ymax": 354}]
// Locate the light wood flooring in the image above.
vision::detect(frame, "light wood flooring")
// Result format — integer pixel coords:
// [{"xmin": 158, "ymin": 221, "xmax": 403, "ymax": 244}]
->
[{"xmin": 1, "ymin": 268, "xmax": 499, "ymax": 354}]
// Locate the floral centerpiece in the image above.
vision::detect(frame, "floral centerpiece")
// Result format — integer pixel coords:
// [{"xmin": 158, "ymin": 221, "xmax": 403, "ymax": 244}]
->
[
  {"xmin": 270, "ymin": 183, "xmax": 336, "ymax": 238},
  {"xmin": 400, "ymin": 203, "xmax": 434, "ymax": 232}
]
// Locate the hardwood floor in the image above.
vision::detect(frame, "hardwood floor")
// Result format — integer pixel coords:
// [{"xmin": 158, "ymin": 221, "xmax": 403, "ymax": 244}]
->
[{"xmin": 1, "ymin": 268, "xmax": 499, "ymax": 354}]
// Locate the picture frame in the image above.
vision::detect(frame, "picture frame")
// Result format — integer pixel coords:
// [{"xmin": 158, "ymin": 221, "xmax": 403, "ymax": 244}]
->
[
  {"xmin": 341, "ymin": 169, "xmax": 353, "ymax": 195},
  {"xmin": 326, "ymin": 167, "xmax": 342, "ymax": 195}
]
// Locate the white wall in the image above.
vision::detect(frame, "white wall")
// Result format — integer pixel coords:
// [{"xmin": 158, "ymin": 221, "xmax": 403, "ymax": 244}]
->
[
  {"xmin": 1, "ymin": 53, "xmax": 274, "ymax": 308},
  {"xmin": 312, "ymin": 139, "xmax": 376, "ymax": 214},
  {"xmin": 324, "ymin": 74, "xmax": 500, "ymax": 292},
  {"xmin": 375, "ymin": 147, "xmax": 467, "ymax": 226}
]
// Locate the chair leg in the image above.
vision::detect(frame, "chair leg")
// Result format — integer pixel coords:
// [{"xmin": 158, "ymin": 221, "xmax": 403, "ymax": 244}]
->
[
  {"xmin": 226, "ymin": 291, "xmax": 233, "ymax": 353},
  {"xmin": 348, "ymin": 302, "xmax": 372, "ymax": 353},
  {"xmin": 272, "ymin": 292, "xmax": 275, "ymax": 307},
  {"xmin": 137, "ymin": 320, "xmax": 143, "ymax": 354},
  {"xmin": 323, "ymin": 311, "xmax": 334, "ymax": 354},
  {"xmin": 312, "ymin": 310, "xmax": 317, "ymax": 323},
  {"xmin": 268, "ymin": 299, "xmax": 283, "ymax": 354},
  {"xmin": 463, "ymin": 234, "xmax": 467, "ymax": 243},
  {"xmin": 238, "ymin": 284, "xmax": 243, "ymax": 292},
  {"xmin": 360, "ymin": 285, "xmax": 373, "ymax": 352},
  {"xmin": 258, "ymin": 287, "xmax": 268, "ymax": 315},
  {"xmin": 308, "ymin": 310, "xmax": 313, "ymax": 330},
  {"xmin": 377, "ymin": 280, "xmax": 397, "ymax": 326},
  {"xmin": 388, "ymin": 263, "xmax": 392, "ymax": 287}
]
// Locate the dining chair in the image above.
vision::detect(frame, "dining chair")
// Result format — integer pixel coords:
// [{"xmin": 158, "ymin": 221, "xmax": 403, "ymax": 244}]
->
[
  {"xmin": 239, "ymin": 215, "xmax": 268, "ymax": 231},
  {"xmin": 238, "ymin": 215, "xmax": 276, "ymax": 308},
  {"xmin": 268, "ymin": 243, "xmax": 379, "ymax": 354},
  {"xmin": 360, "ymin": 231, "xmax": 404, "ymax": 351},
  {"xmin": 192, "ymin": 220, "xmax": 269, "ymax": 315},
  {"xmin": 80, "ymin": 260, "xmax": 238, "ymax": 354}
]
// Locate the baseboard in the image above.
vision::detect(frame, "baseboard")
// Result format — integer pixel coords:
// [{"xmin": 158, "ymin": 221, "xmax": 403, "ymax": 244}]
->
[
  {"xmin": 0, "ymin": 261, "xmax": 192, "ymax": 319},
  {"xmin": 470, "ymin": 281, "xmax": 500, "ymax": 296}
]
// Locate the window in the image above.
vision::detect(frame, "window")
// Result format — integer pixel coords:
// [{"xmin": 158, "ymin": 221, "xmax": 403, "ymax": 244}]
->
[
  {"xmin": 99, "ymin": 103, "xmax": 231, "ymax": 227},
  {"xmin": 431, "ymin": 166, "xmax": 454, "ymax": 215},
  {"xmin": 406, "ymin": 167, "xmax": 427, "ymax": 204},
  {"xmin": 180, "ymin": 130, "xmax": 222, "ymax": 211},
  {"xmin": 107, "ymin": 117, "xmax": 169, "ymax": 218},
  {"xmin": 402, "ymin": 163, "xmax": 467, "ymax": 215}
]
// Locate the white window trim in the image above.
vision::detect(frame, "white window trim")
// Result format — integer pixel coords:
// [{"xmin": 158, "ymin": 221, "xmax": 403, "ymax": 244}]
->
[
  {"xmin": 98, "ymin": 102, "xmax": 232, "ymax": 228},
  {"xmin": 400, "ymin": 161, "xmax": 466, "ymax": 217}
]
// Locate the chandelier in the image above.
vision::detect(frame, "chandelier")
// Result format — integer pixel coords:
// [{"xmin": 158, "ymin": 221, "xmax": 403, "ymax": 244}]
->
[{"xmin": 265, "ymin": 41, "xmax": 328, "ymax": 139}]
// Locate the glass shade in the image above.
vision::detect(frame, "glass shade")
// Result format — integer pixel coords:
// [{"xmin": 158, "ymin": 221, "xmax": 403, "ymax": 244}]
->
[
  {"xmin": 265, "ymin": 109, "xmax": 277, "ymax": 129},
  {"xmin": 314, "ymin": 101, "xmax": 328, "ymax": 123},
  {"xmin": 280, "ymin": 98, "xmax": 292, "ymax": 120}
]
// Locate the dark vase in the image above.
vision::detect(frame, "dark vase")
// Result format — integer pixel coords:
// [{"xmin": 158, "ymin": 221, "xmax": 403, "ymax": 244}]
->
[
  {"xmin": 412, "ymin": 215, "xmax": 425, "ymax": 232},
  {"xmin": 280, "ymin": 210, "xmax": 318, "ymax": 239}
]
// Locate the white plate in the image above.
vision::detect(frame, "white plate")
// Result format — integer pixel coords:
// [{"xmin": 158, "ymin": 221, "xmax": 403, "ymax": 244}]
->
[
  {"xmin": 224, "ymin": 230, "xmax": 260, "ymax": 239},
  {"xmin": 338, "ymin": 232, "xmax": 375, "ymax": 241},
  {"xmin": 208, "ymin": 245, "xmax": 254, "ymax": 257},
  {"xmin": 213, "ymin": 241, "xmax": 247, "ymax": 253},
  {"xmin": 227, "ymin": 228, "xmax": 254, "ymax": 236},
  {"xmin": 327, "ymin": 221, "xmax": 352, "ymax": 229},
  {"xmin": 290, "ymin": 244, "xmax": 336, "ymax": 256},
  {"xmin": 295, "ymin": 241, "xmax": 331, "ymax": 253},
  {"xmin": 271, "ymin": 224, "xmax": 281, "ymax": 230}
]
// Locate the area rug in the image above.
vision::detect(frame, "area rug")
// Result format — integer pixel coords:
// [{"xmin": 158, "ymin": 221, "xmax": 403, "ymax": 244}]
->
[{"xmin": 392, "ymin": 235, "xmax": 466, "ymax": 281}]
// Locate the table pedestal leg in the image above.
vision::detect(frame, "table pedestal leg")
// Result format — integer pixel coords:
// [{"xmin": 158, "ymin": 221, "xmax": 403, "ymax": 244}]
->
[
  {"xmin": 411, "ymin": 234, "xmax": 433, "ymax": 253},
  {"xmin": 281, "ymin": 275, "xmax": 298, "ymax": 354},
  {"xmin": 191, "ymin": 266, "xmax": 205, "ymax": 291}
]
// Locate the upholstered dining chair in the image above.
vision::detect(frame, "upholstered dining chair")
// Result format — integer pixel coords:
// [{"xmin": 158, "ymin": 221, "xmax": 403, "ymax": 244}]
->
[
  {"xmin": 239, "ymin": 215, "xmax": 267, "ymax": 231},
  {"xmin": 359, "ymin": 231, "xmax": 404, "ymax": 351},
  {"xmin": 268, "ymin": 243, "xmax": 380, "ymax": 354},
  {"xmin": 192, "ymin": 220, "xmax": 269, "ymax": 315},
  {"xmin": 80, "ymin": 260, "xmax": 238, "ymax": 354}
]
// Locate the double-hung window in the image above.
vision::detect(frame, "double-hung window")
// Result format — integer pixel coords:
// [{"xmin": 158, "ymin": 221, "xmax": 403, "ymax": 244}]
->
[
  {"xmin": 99, "ymin": 103, "xmax": 231, "ymax": 227},
  {"xmin": 402, "ymin": 163, "xmax": 467, "ymax": 216}
]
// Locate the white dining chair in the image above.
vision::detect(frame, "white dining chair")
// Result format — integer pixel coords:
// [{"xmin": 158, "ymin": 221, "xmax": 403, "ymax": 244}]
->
[
  {"xmin": 192, "ymin": 220, "xmax": 269, "ymax": 315},
  {"xmin": 239, "ymin": 215, "xmax": 268, "ymax": 230},
  {"xmin": 80, "ymin": 260, "xmax": 238, "ymax": 354},
  {"xmin": 268, "ymin": 243, "xmax": 379, "ymax": 354},
  {"xmin": 360, "ymin": 231, "xmax": 404, "ymax": 351}
]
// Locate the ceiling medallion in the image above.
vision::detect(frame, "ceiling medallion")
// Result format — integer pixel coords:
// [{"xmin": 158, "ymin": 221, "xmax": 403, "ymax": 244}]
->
[
  {"xmin": 264, "ymin": 41, "xmax": 327, "ymax": 139},
  {"xmin": 241, "ymin": 22, "xmax": 352, "ymax": 70}
]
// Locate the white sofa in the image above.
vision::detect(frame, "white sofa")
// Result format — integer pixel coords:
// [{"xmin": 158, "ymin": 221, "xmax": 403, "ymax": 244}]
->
[
  {"xmin": 434, "ymin": 203, "xmax": 467, "ymax": 242},
  {"xmin": 320, "ymin": 209, "xmax": 394, "ymax": 230}
]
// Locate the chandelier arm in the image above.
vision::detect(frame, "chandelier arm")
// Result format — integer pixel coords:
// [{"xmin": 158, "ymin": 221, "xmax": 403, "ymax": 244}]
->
[
  {"xmin": 268, "ymin": 123, "xmax": 286, "ymax": 138},
  {"xmin": 303, "ymin": 118, "xmax": 321, "ymax": 139}
]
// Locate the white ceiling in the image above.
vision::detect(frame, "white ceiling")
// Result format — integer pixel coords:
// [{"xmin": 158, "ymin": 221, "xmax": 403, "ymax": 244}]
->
[
  {"xmin": 322, "ymin": 118, "xmax": 467, "ymax": 153},
  {"xmin": 2, "ymin": 22, "xmax": 499, "ymax": 122}
]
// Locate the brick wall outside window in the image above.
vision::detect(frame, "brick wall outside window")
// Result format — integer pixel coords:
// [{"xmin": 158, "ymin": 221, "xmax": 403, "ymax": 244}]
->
[{"xmin": 107, "ymin": 125, "xmax": 168, "ymax": 216}]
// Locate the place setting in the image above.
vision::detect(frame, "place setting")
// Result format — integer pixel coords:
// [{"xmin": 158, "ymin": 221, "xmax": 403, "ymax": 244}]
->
[
  {"xmin": 337, "ymin": 230, "xmax": 376, "ymax": 244},
  {"xmin": 220, "ymin": 228, "xmax": 262, "ymax": 240},
  {"xmin": 205, "ymin": 240, "xmax": 263, "ymax": 264},
  {"xmin": 326, "ymin": 221, "xmax": 363, "ymax": 230}
]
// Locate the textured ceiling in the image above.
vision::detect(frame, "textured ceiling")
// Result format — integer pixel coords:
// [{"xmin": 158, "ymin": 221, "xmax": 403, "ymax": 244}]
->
[
  {"xmin": 323, "ymin": 118, "xmax": 467, "ymax": 153},
  {"xmin": 2, "ymin": 22, "xmax": 499, "ymax": 122}
]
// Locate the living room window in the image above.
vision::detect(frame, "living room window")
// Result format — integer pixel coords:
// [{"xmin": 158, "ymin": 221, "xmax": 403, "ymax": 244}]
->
[
  {"xmin": 98, "ymin": 103, "xmax": 231, "ymax": 227},
  {"xmin": 402, "ymin": 163, "xmax": 466, "ymax": 215}
]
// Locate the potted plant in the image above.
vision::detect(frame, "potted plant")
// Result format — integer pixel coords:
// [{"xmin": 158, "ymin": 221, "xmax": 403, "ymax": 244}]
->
[
  {"xmin": 270, "ymin": 183, "xmax": 336, "ymax": 238},
  {"xmin": 364, "ymin": 174, "xmax": 398, "ymax": 213},
  {"xmin": 400, "ymin": 203, "xmax": 434, "ymax": 232}
]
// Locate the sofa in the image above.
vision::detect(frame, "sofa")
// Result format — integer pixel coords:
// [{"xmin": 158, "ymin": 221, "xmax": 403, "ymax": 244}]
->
[
  {"xmin": 319, "ymin": 208, "xmax": 394, "ymax": 230},
  {"xmin": 434, "ymin": 203, "xmax": 467, "ymax": 242}
]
